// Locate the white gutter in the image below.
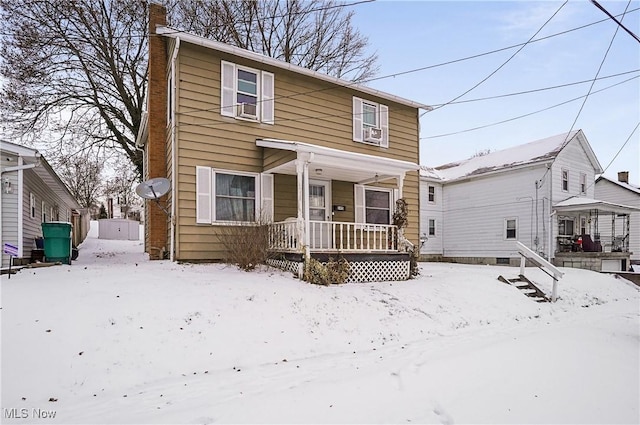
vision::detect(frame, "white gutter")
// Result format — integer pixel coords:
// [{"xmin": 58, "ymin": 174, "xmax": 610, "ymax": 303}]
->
[
  {"xmin": 170, "ymin": 37, "xmax": 180, "ymax": 261},
  {"xmin": 155, "ymin": 26, "xmax": 432, "ymax": 111}
]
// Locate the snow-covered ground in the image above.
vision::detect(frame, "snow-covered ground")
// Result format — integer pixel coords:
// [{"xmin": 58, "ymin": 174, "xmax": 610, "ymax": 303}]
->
[{"xmin": 1, "ymin": 222, "xmax": 639, "ymax": 424}]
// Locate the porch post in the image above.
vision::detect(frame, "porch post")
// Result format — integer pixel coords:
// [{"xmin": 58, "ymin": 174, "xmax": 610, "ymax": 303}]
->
[
  {"xmin": 295, "ymin": 159, "xmax": 305, "ymax": 255},
  {"xmin": 302, "ymin": 157, "xmax": 311, "ymax": 261},
  {"xmin": 396, "ymin": 174, "xmax": 404, "ymax": 198}
]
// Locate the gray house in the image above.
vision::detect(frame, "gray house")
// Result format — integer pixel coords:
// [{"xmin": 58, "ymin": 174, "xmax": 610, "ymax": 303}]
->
[{"xmin": 1, "ymin": 141, "xmax": 87, "ymax": 268}]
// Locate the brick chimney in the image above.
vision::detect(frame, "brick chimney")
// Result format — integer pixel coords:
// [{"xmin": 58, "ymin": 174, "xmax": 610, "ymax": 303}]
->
[
  {"xmin": 618, "ymin": 171, "xmax": 629, "ymax": 184},
  {"xmin": 146, "ymin": 2, "xmax": 168, "ymax": 259}
]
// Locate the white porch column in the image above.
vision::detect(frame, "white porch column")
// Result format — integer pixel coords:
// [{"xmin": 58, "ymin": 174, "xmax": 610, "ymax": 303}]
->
[
  {"xmin": 396, "ymin": 174, "xmax": 404, "ymax": 198},
  {"xmin": 295, "ymin": 159, "xmax": 304, "ymax": 254},
  {"xmin": 302, "ymin": 156, "xmax": 311, "ymax": 261}
]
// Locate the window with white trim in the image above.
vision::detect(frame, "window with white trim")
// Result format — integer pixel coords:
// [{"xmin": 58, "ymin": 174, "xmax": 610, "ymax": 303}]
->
[
  {"xmin": 30, "ymin": 193, "xmax": 36, "ymax": 219},
  {"xmin": 220, "ymin": 61, "xmax": 274, "ymax": 124},
  {"xmin": 428, "ymin": 185, "xmax": 435, "ymax": 203},
  {"xmin": 428, "ymin": 219, "xmax": 436, "ymax": 236},
  {"xmin": 41, "ymin": 201, "xmax": 47, "ymax": 223},
  {"xmin": 558, "ymin": 218, "xmax": 574, "ymax": 236},
  {"xmin": 505, "ymin": 218, "xmax": 517, "ymax": 240},
  {"xmin": 195, "ymin": 166, "xmax": 273, "ymax": 224},
  {"xmin": 354, "ymin": 185, "xmax": 394, "ymax": 225},
  {"xmin": 580, "ymin": 173, "xmax": 586, "ymax": 194},
  {"xmin": 561, "ymin": 169, "xmax": 569, "ymax": 191},
  {"xmin": 352, "ymin": 97, "xmax": 389, "ymax": 148}
]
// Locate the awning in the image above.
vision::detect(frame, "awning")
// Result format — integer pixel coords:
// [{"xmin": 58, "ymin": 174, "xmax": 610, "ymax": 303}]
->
[
  {"xmin": 554, "ymin": 197, "xmax": 639, "ymax": 215},
  {"xmin": 257, "ymin": 138, "xmax": 419, "ymax": 184}
]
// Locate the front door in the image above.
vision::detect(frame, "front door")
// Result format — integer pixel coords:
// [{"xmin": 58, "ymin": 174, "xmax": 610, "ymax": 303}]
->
[{"xmin": 309, "ymin": 180, "xmax": 331, "ymax": 249}]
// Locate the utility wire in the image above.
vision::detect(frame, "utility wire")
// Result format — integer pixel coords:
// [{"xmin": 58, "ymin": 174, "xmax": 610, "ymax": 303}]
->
[
  {"xmin": 561, "ymin": 0, "xmax": 632, "ymax": 145},
  {"xmin": 173, "ymin": 73, "xmax": 638, "ymax": 133},
  {"xmin": 422, "ymin": 1, "xmax": 568, "ymax": 117},
  {"xmin": 590, "ymin": 0, "xmax": 640, "ymax": 43},
  {"xmin": 599, "ymin": 122, "xmax": 640, "ymax": 177},
  {"xmin": 421, "ymin": 75, "xmax": 639, "ymax": 139}
]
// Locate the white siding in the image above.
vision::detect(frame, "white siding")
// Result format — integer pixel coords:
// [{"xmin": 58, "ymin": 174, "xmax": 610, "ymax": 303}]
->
[
  {"xmin": 595, "ymin": 179, "xmax": 640, "ymax": 261},
  {"xmin": 419, "ymin": 179, "xmax": 443, "ymax": 255},
  {"xmin": 21, "ymin": 168, "xmax": 75, "ymax": 262},
  {"xmin": 441, "ymin": 165, "xmax": 550, "ymax": 259},
  {"xmin": 1, "ymin": 153, "xmax": 20, "ymax": 267}
]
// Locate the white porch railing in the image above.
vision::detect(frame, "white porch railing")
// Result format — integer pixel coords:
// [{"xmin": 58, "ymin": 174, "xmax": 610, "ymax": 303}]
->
[{"xmin": 268, "ymin": 220, "xmax": 398, "ymax": 253}]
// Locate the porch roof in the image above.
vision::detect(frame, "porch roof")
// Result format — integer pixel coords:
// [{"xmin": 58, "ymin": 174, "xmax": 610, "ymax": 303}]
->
[
  {"xmin": 554, "ymin": 196, "xmax": 640, "ymax": 215},
  {"xmin": 257, "ymin": 138, "xmax": 420, "ymax": 183}
]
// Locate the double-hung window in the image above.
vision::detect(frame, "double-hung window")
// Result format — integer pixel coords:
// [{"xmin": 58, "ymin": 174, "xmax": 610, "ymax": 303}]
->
[
  {"xmin": 352, "ymin": 97, "xmax": 389, "ymax": 148},
  {"xmin": 41, "ymin": 201, "xmax": 47, "ymax": 223},
  {"xmin": 580, "ymin": 173, "xmax": 586, "ymax": 194},
  {"xmin": 562, "ymin": 169, "xmax": 569, "ymax": 191},
  {"xmin": 428, "ymin": 185, "xmax": 435, "ymax": 203},
  {"xmin": 221, "ymin": 61, "xmax": 274, "ymax": 124},
  {"xmin": 505, "ymin": 218, "xmax": 517, "ymax": 240},
  {"xmin": 428, "ymin": 219, "xmax": 436, "ymax": 236},
  {"xmin": 196, "ymin": 166, "xmax": 273, "ymax": 224},
  {"xmin": 354, "ymin": 185, "xmax": 394, "ymax": 225},
  {"xmin": 558, "ymin": 218, "xmax": 574, "ymax": 236}
]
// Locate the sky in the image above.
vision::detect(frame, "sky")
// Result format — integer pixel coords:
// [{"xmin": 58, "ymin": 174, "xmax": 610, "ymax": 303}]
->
[
  {"xmin": 2, "ymin": 224, "xmax": 639, "ymax": 423},
  {"xmin": 351, "ymin": 0, "xmax": 640, "ymax": 185}
]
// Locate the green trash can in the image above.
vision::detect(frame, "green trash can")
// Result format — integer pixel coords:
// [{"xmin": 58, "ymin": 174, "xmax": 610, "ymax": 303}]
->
[{"xmin": 42, "ymin": 222, "xmax": 73, "ymax": 265}]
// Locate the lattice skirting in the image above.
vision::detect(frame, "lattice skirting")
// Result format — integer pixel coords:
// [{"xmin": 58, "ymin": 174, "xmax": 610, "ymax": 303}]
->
[
  {"xmin": 267, "ymin": 258, "xmax": 303, "ymax": 278},
  {"xmin": 267, "ymin": 258, "xmax": 409, "ymax": 283},
  {"xmin": 345, "ymin": 260, "xmax": 410, "ymax": 283}
]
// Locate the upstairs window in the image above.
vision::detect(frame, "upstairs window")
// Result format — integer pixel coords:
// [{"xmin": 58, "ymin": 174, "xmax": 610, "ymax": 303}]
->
[
  {"xmin": 428, "ymin": 185, "xmax": 435, "ymax": 203},
  {"xmin": 221, "ymin": 61, "xmax": 274, "ymax": 124},
  {"xmin": 353, "ymin": 97, "xmax": 389, "ymax": 148},
  {"xmin": 562, "ymin": 169, "xmax": 569, "ymax": 191},
  {"xmin": 580, "ymin": 173, "xmax": 586, "ymax": 194}
]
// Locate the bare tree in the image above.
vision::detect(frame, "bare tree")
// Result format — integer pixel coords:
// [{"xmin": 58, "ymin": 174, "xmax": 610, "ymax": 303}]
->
[
  {"xmin": 56, "ymin": 152, "xmax": 104, "ymax": 209},
  {"xmin": 0, "ymin": 0, "xmax": 147, "ymax": 175},
  {"xmin": 1, "ymin": 0, "xmax": 378, "ymax": 175},
  {"xmin": 173, "ymin": 0, "xmax": 379, "ymax": 82},
  {"xmin": 104, "ymin": 160, "xmax": 138, "ymax": 218}
]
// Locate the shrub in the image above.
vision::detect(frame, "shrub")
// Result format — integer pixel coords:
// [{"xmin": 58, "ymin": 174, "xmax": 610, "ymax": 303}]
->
[
  {"xmin": 217, "ymin": 213, "xmax": 272, "ymax": 271},
  {"xmin": 303, "ymin": 256, "xmax": 350, "ymax": 285}
]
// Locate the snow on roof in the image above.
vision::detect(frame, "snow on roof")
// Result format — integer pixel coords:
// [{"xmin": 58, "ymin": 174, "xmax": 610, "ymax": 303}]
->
[
  {"xmin": 429, "ymin": 131, "xmax": 580, "ymax": 182},
  {"xmin": 596, "ymin": 175, "xmax": 640, "ymax": 195},
  {"xmin": 554, "ymin": 196, "xmax": 640, "ymax": 214},
  {"xmin": 419, "ymin": 166, "xmax": 443, "ymax": 181}
]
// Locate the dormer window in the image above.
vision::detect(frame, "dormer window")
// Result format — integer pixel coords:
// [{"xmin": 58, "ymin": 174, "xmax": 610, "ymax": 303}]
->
[
  {"xmin": 221, "ymin": 61, "xmax": 274, "ymax": 124},
  {"xmin": 353, "ymin": 97, "xmax": 388, "ymax": 148}
]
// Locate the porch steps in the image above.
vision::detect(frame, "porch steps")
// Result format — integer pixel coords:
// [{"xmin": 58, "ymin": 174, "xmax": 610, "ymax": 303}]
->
[{"xmin": 497, "ymin": 274, "xmax": 550, "ymax": 303}]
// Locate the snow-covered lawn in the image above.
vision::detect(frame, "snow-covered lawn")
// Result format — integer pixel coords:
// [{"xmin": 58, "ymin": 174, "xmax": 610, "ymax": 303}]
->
[{"xmin": 2, "ymin": 223, "xmax": 639, "ymax": 424}]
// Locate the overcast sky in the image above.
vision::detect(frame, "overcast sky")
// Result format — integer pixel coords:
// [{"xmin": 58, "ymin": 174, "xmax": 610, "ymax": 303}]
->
[{"xmin": 352, "ymin": 0, "xmax": 640, "ymax": 185}]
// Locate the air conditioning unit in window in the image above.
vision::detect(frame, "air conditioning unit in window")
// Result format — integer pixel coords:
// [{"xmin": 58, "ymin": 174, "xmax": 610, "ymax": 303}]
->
[
  {"xmin": 237, "ymin": 102, "xmax": 257, "ymax": 119},
  {"xmin": 363, "ymin": 127, "xmax": 383, "ymax": 143}
]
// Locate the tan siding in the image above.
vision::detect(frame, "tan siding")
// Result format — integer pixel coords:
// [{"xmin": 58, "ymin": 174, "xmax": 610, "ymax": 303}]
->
[
  {"xmin": 273, "ymin": 174, "xmax": 297, "ymax": 221},
  {"xmin": 174, "ymin": 42, "xmax": 420, "ymax": 261}
]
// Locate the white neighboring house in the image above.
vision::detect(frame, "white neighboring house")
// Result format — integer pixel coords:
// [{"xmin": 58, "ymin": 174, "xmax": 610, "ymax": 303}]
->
[
  {"xmin": 595, "ymin": 172, "xmax": 639, "ymax": 264},
  {"xmin": 420, "ymin": 130, "xmax": 637, "ymax": 272},
  {"xmin": 1, "ymin": 141, "xmax": 88, "ymax": 268}
]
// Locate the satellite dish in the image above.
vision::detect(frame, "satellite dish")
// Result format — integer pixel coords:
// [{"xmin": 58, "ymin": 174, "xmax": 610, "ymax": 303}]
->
[{"xmin": 136, "ymin": 178, "xmax": 171, "ymax": 200}]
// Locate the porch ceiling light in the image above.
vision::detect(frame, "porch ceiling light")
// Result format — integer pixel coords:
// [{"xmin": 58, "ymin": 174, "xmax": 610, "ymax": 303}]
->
[{"xmin": 315, "ymin": 168, "xmax": 323, "ymax": 175}]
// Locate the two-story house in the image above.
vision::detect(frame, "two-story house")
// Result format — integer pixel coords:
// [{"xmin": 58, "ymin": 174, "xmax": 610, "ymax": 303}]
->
[
  {"xmin": 420, "ymin": 130, "xmax": 637, "ymax": 272},
  {"xmin": 136, "ymin": 5, "xmax": 431, "ymax": 282}
]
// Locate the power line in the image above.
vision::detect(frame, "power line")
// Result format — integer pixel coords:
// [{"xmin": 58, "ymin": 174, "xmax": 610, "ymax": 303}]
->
[
  {"xmin": 424, "ymin": 1, "xmax": 568, "ymax": 115},
  {"xmin": 432, "ymin": 69, "xmax": 640, "ymax": 107},
  {"xmin": 591, "ymin": 0, "xmax": 640, "ymax": 43},
  {"xmin": 421, "ymin": 75, "xmax": 639, "ymax": 140},
  {"xmin": 599, "ymin": 122, "xmax": 640, "ymax": 176},
  {"xmin": 560, "ymin": 0, "xmax": 633, "ymax": 146}
]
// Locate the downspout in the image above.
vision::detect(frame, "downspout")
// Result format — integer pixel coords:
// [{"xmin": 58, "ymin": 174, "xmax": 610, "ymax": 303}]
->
[
  {"xmin": 548, "ymin": 166, "xmax": 554, "ymax": 260},
  {"xmin": 170, "ymin": 37, "xmax": 180, "ymax": 261}
]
